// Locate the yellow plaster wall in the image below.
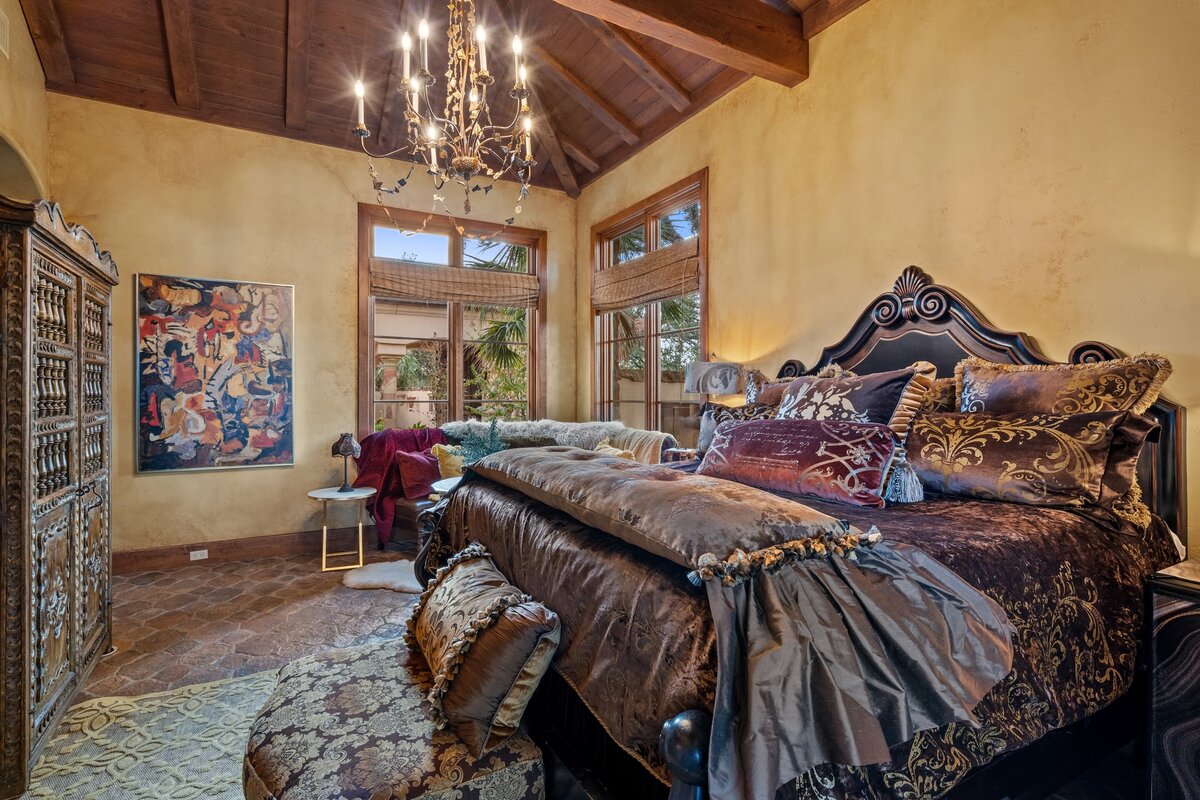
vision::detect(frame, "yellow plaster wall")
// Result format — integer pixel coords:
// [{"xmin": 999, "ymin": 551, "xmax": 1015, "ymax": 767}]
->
[
  {"xmin": 46, "ymin": 94, "xmax": 576, "ymax": 552},
  {"xmin": 575, "ymin": 0, "xmax": 1200, "ymax": 550},
  {"xmin": 0, "ymin": 0, "xmax": 49, "ymax": 198}
]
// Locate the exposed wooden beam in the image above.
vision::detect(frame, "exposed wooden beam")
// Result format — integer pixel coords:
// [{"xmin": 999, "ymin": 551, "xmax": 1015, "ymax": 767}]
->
[
  {"xmin": 527, "ymin": 43, "xmax": 639, "ymax": 145},
  {"xmin": 561, "ymin": 135, "xmax": 600, "ymax": 173},
  {"xmin": 159, "ymin": 0, "xmax": 201, "ymax": 109},
  {"xmin": 527, "ymin": 85, "xmax": 580, "ymax": 198},
  {"xmin": 544, "ymin": 0, "xmax": 807, "ymax": 86},
  {"xmin": 577, "ymin": 16, "xmax": 689, "ymax": 112},
  {"xmin": 285, "ymin": 0, "xmax": 313, "ymax": 129},
  {"xmin": 802, "ymin": 0, "xmax": 872, "ymax": 38},
  {"xmin": 784, "ymin": 0, "xmax": 820, "ymax": 12},
  {"xmin": 17, "ymin": 0, "xmax": 74, "ymax": 85}
]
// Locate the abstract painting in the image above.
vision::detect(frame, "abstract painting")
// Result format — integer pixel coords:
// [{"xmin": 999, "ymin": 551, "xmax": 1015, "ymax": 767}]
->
[{"xmin": 136, "ymin": 273, "xmax": 293, "ymax": 472}]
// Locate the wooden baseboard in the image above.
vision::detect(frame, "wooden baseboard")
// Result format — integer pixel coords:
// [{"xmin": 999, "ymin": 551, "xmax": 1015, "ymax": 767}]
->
[{"xmin": 111, "ymin": 524, "xmax": 416, "ymax": 574}]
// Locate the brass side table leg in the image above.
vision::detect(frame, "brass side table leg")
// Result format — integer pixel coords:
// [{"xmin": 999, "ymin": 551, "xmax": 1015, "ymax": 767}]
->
[
  {"xmin": 321, "ymin": 499, "xmax": 330, "ymax": 572},
  {"xmin": 355, "ymin": 499, "xmax": 365, "ymax": 569}
]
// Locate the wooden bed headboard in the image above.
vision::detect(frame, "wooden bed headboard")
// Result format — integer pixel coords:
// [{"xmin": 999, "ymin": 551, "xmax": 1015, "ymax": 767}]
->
[{"xmin": 775, "ymin": 266, "xmax": 1187, "ymax": 537}]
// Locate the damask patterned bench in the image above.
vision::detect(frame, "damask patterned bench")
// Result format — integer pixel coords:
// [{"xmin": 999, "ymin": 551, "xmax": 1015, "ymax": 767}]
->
[{"xmin": 243, "ymin": 640, "xmax": 545, "ymax": 800}]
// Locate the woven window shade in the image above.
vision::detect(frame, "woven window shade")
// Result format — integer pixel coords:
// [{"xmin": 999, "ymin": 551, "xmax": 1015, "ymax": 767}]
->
[
  {"xmin": 369, "ymin": 258, "xmax": 540, "ymax": 307},
  {"xmin": 591, "ymin": 238, "xmax": 699, "ymax": 313}
]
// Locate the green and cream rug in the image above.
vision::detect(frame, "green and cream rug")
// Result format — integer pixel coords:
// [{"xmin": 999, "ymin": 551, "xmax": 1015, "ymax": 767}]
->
[{"xmin": 25, "ymin": 671, "xmax": 278, "ymax": 800}]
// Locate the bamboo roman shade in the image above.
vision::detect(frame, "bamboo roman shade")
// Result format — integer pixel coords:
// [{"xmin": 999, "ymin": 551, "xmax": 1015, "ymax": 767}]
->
[
  {"xmin": 370, "ymin": 258, "xmax": 540, "ymax": 307},
  {"xmin": 591, "ymin": 238, "xmax": 699, "ymax": 313}
]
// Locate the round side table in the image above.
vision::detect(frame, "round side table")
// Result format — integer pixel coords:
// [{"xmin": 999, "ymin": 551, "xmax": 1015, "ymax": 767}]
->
[{"xmin": 308, "ymin": 486, "xmax": 376, "ymax": 572}]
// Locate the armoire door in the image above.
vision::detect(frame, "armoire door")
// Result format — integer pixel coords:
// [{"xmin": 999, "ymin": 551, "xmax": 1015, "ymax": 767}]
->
[{"xmin": 79, "ymin": 279, "xmax": 111, "ymax": 666}]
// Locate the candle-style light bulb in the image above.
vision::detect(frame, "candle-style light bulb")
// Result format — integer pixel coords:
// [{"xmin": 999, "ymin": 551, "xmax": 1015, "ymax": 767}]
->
[
  {"xmin": 426, "ymin": 124, "xmax": 439, "ymax": 142},
  {"xmin": 519, "ymin": 64, "xmax": 527, "ymax": 87},
  {"xmin": 512, "ymin": 35, "xmax": 523, "ymax": 82},
  {"xmin": 409, "ymin": 77, "xmax": 420, "ymax": 114},
  {"xmin": 469, "ymin": 87, "xmax": 479, "ymax": 105},
  {"xmin": 418, "ymin": 19, "xmax": 430, "ymax": 72},
  {"xmin": 475, "ymin": 25, "xmax": 488, "ymax": 73},
  {"xmin": 523, "ymin": 116, "xmax": 533, "ymax": 160},
  {"xmin": 354, "ymin": 80, "xmax": 365, "ymax": 126},
  {"xmin": 401, "ymin": 32, "xmax": 412, "ymax": 81}
]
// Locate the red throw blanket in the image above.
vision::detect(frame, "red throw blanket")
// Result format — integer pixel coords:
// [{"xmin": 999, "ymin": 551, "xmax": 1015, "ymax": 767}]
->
[{"xmin": 354, "ymin": 428, "xmax": 447, "ymax": 546}]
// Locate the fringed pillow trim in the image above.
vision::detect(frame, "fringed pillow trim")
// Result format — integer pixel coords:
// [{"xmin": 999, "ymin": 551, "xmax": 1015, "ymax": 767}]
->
[
  {"xmin": 687, "ymin": 524, "xmax": 883, "ymax": 587},
  {"xmin": 425, "ymin": 591, "xmax": 534, "ymax": 728}
]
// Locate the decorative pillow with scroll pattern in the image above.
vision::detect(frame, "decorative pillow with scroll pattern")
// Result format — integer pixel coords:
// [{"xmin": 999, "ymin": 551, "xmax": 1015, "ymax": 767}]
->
[
  {"xmin": 919, "ymin": 377, "xmax": 959, "ymax": 414},
  {"xmin": 697, "ymin": 418, "xmax": 899, "ymax": 507},
  {"xmin": 907, "ymin": 411, "xmax": 1128, "ymax": 507},
  {"xmin": 407, "ymin": 544, "xmax": 560, "ymax": 756},
  {"xmin": 955, "ymin": 354, "xmax": 1172, "ymax": 416},
  {"xmin": 744, "ymin": 369, "xmax": 794, "ymax": 406},
  {"xmin": 775, "ymin": 362, "xmax": 937, "ymax": 441},
  {"xmin": 955, "ymin": 354, "xmax": 1171, "ymax": 526}
]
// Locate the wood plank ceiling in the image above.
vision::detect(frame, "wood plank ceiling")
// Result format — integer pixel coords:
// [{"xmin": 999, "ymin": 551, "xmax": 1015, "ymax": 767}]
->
[{"xmin": 19, "ymin": 0, "xmax": 870, "ymax": 197}]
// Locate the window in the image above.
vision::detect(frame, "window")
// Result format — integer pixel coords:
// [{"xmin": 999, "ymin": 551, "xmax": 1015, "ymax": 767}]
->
[
  {"xmin": 357, "ymin": 205, "xmax": 545, "ymax": 436},
  {"xmin": 592, "ymin": 170, "xmax": 706, "ymax": 447}
]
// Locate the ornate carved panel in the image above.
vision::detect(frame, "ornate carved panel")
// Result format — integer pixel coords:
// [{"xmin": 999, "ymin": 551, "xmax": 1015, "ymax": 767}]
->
[{"xmin": 0, "ymin": 197, "xmax": 117, "ymax": 799}]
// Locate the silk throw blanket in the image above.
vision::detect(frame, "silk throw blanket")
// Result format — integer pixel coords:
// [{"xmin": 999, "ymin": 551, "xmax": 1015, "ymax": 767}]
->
[{"xmin": 453, "ymin": 447, "xmax": 1014, "ymax": 800}]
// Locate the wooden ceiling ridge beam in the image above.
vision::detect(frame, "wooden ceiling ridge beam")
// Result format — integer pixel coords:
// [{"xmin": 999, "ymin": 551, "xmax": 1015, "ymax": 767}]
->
[
  {"xmin": 285, "ymin": 0, "xmax": 314, "ymax": 130},
  {"xmin": 526, "ymin": 42, "xmax": 639, "ymax": 145},
  {"xmin": 544, "ymin": 0, "xmax": 808, "ymax": 87},
  {"xmin": 577, "ymin": 16, "xmax": 689, "ymax": 112},
  {"xmin": 801, "ymin": 0, "xmax": 873, "ymax": 39},
  {"xmin": 17, "ymin": 0, "xmax": 75, "ymax": 86},
  {"xmin": 159, "ymin": 0, "xmax": 201, "ymax": 109}
]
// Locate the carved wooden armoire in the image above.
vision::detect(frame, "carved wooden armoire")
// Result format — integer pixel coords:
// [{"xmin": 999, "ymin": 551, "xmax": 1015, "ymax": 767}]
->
[{"xmin": 0, "ymin": 197, "xmax": 118, "ymax": 798}]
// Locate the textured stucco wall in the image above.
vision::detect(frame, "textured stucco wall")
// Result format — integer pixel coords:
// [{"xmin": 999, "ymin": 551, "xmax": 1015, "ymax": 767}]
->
[
  {"xmin": 47, "ymin": 94, "xmax": 576, "ymax": 552},
  {"xmin": 0, "ymin": 0, "xmax": 49, "ymax": 198},
  {"xmin": 575, "ymin": 0, "xmax": 1200, "ymax": 550}
]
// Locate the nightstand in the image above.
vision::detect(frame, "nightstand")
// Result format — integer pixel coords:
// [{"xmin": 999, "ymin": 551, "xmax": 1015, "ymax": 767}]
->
[
  {"xmin": 308, "ymin": 486, "xmax": 376, "ymax": 572},
  {"xmin": 1147, "ymin": 559, "xmax": 1200, "ymax": 799}
]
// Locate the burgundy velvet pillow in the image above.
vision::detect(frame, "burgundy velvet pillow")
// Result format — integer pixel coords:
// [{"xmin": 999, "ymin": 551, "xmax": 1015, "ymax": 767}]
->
[
  {"xmin": 395, "ymin": 449, "xmax": 440, "ymax": 500},
  {"xmin": 697, "ymin": 418, "xmax": 899, "ymax": 507}
]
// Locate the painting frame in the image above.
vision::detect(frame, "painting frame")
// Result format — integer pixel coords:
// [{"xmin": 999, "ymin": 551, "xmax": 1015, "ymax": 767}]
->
[{"xmin": 134, "ymin": 272, "xmax": 296, "ymax": 474}]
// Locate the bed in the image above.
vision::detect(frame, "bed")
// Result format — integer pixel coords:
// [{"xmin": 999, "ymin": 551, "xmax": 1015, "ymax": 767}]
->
[{"xmin": 417, "ymin": 266, "xmax": 1186, "ymax": 800}]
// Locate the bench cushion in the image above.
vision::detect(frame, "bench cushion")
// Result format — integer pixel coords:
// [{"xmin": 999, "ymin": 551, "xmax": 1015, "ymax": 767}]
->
[{"xmin": 243, "ymin": 641, "xmax": 544, "ymax": 800}]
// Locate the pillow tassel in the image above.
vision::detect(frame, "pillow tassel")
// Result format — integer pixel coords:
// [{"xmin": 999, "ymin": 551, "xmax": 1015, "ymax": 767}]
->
[{"xmin": 885, "ymin": 447, "xmax": 924, "ymax": 504}]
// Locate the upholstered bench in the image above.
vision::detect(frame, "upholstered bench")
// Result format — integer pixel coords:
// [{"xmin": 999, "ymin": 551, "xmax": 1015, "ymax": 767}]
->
[{"xmin": 243, "ymin": 640, "xmax": 546, "ymax": 800}]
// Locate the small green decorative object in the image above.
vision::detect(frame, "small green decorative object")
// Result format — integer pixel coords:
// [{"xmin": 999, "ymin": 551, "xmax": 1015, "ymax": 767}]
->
[{"xmin": 457, "ymin": 420, "xmax": 508, "ymax": 464}]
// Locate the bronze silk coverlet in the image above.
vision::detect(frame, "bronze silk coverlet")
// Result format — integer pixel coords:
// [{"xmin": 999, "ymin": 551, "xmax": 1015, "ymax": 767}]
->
[{"xmin": 422, "ymin": 448, "xmax": 1151, "ymax": 800}]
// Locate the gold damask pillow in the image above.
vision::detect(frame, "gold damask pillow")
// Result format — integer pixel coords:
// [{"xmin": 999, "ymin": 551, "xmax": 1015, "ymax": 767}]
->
[
  {"xmin": 406, "ymin": 543, "xmax": 560, "ymax": 755},
  {"xmin": 955, "ymin": 354, "xmax": 1172, "ymax": 415},
  {"xmin": 775, "ymin": 362, "xmax": 937, "ymax": 440},
  {"xmin": 919, "ymin": 377, "xmax": 958, "ymax": 414},
  {"xmin": 908, "ymin": 411, "xmax": 1128, "ymax": 507}
]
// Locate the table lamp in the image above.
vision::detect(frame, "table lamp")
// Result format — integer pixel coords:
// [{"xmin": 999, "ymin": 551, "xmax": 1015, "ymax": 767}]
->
[
  {"xmin": 683, "ymin": 361, "xmax": 742, "ymax": 395},
  {"xmin": 331, "ymin": 433, "xmax": 361, "ymax": 492}
]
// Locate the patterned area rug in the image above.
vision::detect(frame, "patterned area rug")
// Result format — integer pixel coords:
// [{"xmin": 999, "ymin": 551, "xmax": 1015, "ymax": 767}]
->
[{"xmin": 25, "ymin": 671, "xmax": 278, "ymax": 799}]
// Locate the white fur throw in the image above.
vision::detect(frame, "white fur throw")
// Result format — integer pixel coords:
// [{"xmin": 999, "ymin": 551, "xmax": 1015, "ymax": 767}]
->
[
  {"xmin": 442, "ymin": 419, "xmax": 627, "ymax": 451},
  {"xmin": 342, "ymin": 560, "xmax": 423, "ymax": 593}
]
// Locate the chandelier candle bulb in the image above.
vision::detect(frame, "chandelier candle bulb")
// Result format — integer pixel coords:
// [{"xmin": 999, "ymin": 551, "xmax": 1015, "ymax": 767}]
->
[
  {"xmin": 512, "ymin": 36, "xmax": 522, "ymax": 83},
  {"xmin": 354, "ymin": 80, "xmax": 365, "ymax": 126},
  {"xmin": 419, "ymin": 19, "xmax": 429, "ymax": 72},
  {"xmin": 476, "ymin": 26, "xmax": 487, "ymax": 72},
  {"xmin": 524, "ymin": 117, "xmax": 532, "ymax": 160},
  {"xmin": 401, "ymin": 32, "xmax": 411, "ymax": 81}
]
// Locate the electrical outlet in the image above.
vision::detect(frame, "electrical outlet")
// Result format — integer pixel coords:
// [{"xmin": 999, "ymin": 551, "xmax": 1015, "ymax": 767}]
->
[{"xmin": 189, "ymin": 549, "xmax": 209, "ymax": 561}]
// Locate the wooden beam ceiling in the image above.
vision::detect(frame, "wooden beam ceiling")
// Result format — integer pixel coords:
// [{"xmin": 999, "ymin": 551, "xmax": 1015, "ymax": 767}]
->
[
  {"xmin": 527, "ymin": 43, "xmax": 639, "ymax": 145},
  {"xmin": 544, "ymin": 0, "xmax": 808, "ymax": 86},
  {"xmin": 561, "ymin": 135, "xmax": 600, "ymax": 172},
  {"xmin": 285, "ymin": 0, "xmax": 313, "ymax": 130},
  {"xmin": 159, "ymin": 0, "xmax": 201, "ymax": 109},
  {"xmin": 528, "ymin": 87, "xmax": 581, "ymax": 198},
  {"xmin": 576, "ymin": 16, "xmax": 690, "ymax": 112},
  {"xmin": 17, "ymin": 0, "xmax": 74, "ymax": 86}
]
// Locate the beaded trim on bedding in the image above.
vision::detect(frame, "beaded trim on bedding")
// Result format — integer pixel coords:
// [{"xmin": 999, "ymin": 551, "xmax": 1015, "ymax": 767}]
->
[
  {"xmin": 404, "ymin": 542, "xmax": 534, "ymax": 727},
  {"xmin": 687, "ymin": 523, "xmax": 883, "ymax": 587}
]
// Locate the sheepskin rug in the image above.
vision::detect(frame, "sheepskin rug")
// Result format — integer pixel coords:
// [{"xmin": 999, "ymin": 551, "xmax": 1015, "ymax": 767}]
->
[
  {"xmin": 342, "ymin": 560, "xmax": 423, "ymax": 593},
  {"xmin": 442, "ymin": 419, "xmax": 626, "ymax": 451}
]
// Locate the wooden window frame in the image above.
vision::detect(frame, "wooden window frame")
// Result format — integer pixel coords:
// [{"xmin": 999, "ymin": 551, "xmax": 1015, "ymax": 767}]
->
[
  {"xmin": 357, "ymin": 203, "xmax": 548, "ymax": 438},
  {"xmin": 590, "ymin": 168, "xmax": 708, "ymax": 425}
]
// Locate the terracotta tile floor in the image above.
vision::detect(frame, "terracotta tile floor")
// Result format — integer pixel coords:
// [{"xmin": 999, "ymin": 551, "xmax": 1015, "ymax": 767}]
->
[{"xmin": 82, "ymin": 549, "xmax": 417, "ymax": 700}]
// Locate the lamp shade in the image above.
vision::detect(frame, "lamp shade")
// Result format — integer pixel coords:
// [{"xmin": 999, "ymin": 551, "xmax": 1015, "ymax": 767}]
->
[
  {"xmin": 331, "ymin": 433, "xmax": 361, "ymax": 459},
  {"xmin": 683, "ymin": 362, "xmax": 742, "ymax": 395}
]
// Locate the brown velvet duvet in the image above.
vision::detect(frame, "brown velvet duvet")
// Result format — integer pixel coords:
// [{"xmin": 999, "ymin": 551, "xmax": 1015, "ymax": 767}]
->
[{"xmin": 425, "ymin": 477, "xmax": 1178, "ymax": 799}]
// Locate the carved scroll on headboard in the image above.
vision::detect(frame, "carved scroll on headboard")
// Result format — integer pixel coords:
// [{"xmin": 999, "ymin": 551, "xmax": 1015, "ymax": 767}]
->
[{"xmin": 775, "ymin": 267, "xmax": 1187, "ymax": 539}]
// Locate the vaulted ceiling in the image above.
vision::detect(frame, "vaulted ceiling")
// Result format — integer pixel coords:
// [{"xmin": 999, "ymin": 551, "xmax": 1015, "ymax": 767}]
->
[{"xmin": 19, "ymin": 0, "xmax": 870, "ymax": 196}]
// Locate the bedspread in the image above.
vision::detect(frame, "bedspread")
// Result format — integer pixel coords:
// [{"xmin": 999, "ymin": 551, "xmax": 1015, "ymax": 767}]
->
[{"xmin": 423, "ymin": 459, "xmax": 1178, "ymax": 799}]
